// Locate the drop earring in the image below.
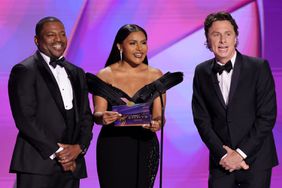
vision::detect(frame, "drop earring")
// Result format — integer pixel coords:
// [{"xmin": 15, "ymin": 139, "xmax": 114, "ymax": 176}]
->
[{"xmin": 119, "ymin": 50, "xmax": 123, "ymax": 61}]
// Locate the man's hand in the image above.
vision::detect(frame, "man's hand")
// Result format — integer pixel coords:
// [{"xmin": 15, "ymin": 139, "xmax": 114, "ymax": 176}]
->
[
  {"xmin": 239, "ymin": 160, "xmax": 249, "ymax": 171},
  {"xmin": 61, "ymin": 160, "xmax": 77, "ymax": 172},
  {"xmin": 56, "ymin": 143, "xmax": 82, "ymax": 164},
  {"xmin": 219, "ymin": 145, "xmax": 249, "ymax": 172}
]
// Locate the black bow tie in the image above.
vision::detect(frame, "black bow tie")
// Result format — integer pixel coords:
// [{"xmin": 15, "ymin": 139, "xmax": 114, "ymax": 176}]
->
[
  {"xmin": 49, "ymin": 57, "xmax": 65, "ymax": 68},
  {"xmin": 212, "ymin": 60, "xmax": 233, "ymax": 75}
]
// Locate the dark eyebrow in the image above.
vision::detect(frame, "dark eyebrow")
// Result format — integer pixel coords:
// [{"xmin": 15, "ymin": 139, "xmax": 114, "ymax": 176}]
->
[
  {"xmin": 129, "ymin": 39, "xmax": 147, "ymax": 42},
  {"xmin": 210, "ymin": 31, "xmax": 220, "ymax": 34}
]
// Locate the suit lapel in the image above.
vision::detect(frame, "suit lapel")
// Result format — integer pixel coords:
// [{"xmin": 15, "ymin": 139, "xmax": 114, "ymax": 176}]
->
[
  {"xmin": 228, "ymin": 51, "xmax": 242, "ymax": 105},
  {"xmin": 63, "ymin": 62, "xmax": 80, "ymax": 123},
  {"xmin": 63, "ymin": 63, "xmax": 82, "ymax": 141},
  {"xmin": 210, "ymin": 59, "xmax": 227, "ymax": 109},
  {"xmin": 35, "ymin": 51, "xmax": 66, "ymax": 120}
]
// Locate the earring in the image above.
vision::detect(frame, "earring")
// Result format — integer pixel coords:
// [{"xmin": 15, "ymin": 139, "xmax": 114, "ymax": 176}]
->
[{"xmin": 119, "ymin": 50, "xmax": 123, "ymax": 61}]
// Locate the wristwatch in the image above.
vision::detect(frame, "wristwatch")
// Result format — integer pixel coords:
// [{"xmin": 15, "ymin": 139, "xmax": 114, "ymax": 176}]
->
[{"xmin": 79, "ymin": 144, "xmax": 87, "ymax": 155}]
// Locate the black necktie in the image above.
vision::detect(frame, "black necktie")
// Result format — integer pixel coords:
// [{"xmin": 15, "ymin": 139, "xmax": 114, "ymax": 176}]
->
[
  {"xmin": 212, "ymin": 60, "xmax": 233, "ymax": 75},
  {"xmin": 50, "ymin": 57, "xmax": 65, "ymax": 68}
]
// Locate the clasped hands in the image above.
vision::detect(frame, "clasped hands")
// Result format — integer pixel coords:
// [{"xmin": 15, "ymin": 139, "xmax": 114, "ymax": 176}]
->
[
  {"xmin": 101, "ymin": 111, "xmax": 161, "ymax": 132},
  {"xmin": 55, "ymin": 143, "xmax": 82, "ymax": 172},
  {"xmin": 219, "ymin": 145, "xmax": 249, "ymax": 172}
]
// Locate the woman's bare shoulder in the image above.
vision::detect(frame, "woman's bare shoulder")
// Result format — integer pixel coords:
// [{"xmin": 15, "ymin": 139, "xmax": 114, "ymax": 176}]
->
[
  {"xmin": 148, "ymin": 66, "xmax": 163, "ymax": 81},
  {"xmin": 96, "ymin": 66, "xmax": 113, "ymax": 83}
]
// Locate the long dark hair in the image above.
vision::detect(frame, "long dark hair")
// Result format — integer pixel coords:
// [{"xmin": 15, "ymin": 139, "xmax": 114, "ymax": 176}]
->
[{"xmin": 105, "ymin": 24, "xmax": 149, "ymax": 67}]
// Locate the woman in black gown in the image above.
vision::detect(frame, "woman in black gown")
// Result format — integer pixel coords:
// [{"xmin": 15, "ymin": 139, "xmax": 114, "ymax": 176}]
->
[{"xmin": 87, "ymin": 24, "xmax": 182, "ymax": 188}]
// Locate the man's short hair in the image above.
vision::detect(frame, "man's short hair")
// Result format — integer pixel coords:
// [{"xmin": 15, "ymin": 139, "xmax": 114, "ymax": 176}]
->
[{"xmin": 35, "ymin": 16, "xmax": 63, "ymax": 36}]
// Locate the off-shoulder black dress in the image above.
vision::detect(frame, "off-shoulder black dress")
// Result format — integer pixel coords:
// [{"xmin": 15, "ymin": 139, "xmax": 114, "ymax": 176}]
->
[{"xmin": 86, "ymin": 72, "xmax": 183, "ymax": 188}]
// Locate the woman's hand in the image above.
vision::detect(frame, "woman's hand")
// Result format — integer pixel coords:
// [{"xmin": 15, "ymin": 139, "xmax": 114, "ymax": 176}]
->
[
  {"xmin": 143, "ymin": 120, "xmax": 162, "ymax": 132},
  {"xmin": 101, "ymin": 111, "xmax": 122, "ymax": 125}
]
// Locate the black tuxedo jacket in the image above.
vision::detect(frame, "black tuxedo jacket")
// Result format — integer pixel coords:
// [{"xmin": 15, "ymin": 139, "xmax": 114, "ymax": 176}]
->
[
  {"xmin": 8, "ymin": 51, "xmax": 93, "ymax": 178},
  {"xmin": 192, "ymin": 51, "xmax": 278, "ymax": 175}
]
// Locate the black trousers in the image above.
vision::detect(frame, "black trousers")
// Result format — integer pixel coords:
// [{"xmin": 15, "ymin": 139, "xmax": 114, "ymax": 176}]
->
[
  {"xmin": 16, "ymin": 171, "xmax": 79, "ymax": 188},
  {"xmin": 209, "ymin": 168, "xmax": 272, "ymax": 188}
]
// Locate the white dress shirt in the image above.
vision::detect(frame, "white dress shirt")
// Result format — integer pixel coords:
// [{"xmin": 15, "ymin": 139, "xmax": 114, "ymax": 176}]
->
[
  {"xmin": 40, "ymin": 52, "xmax": 73, "ymax": 110},
  {"xmin": 216, "ymin": 54, "xmax": 236, "ymax": 105},
  {"xmin": 40, "ymin": 52, "xmax": 73, "ymax": 159},
  {"xmin": 216, "ymin": 52, "xmax": 247, "ymax": 160}
]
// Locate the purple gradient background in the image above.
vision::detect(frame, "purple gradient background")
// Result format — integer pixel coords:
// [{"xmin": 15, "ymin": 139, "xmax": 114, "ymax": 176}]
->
[{"xmin": 1, "ymin": 0, "xmax": 281, "ymax": 187}]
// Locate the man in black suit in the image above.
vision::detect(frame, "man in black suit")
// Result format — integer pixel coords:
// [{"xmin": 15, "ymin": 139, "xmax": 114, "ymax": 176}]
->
[
  {"xmin": 8, "ymin": 17, "xmax": 93, "ymax": 188},
  {"xmin": 192, "ymin": 11, "xmax": 278, "ymax": 188}
]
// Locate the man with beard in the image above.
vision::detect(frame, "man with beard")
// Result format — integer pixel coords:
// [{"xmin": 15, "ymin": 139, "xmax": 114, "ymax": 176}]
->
[{"xmin": 8, "ymin": 17, "xmax": 93, "ymax": 188}]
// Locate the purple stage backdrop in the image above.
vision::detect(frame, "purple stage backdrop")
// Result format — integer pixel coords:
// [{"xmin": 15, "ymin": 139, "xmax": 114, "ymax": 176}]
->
[{"xmin": 1, "ymin": 0, "xmax": 281, "ymax": 187}]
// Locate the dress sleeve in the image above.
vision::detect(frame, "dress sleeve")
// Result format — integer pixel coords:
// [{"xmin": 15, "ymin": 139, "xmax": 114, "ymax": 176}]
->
[
  {"xmin": 86, "ymin": 72, "xmax": 125, "ymax": 105},
  {"xmin": 134, "ymin": 72, "xmax": 184, "ymax": 103}
]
